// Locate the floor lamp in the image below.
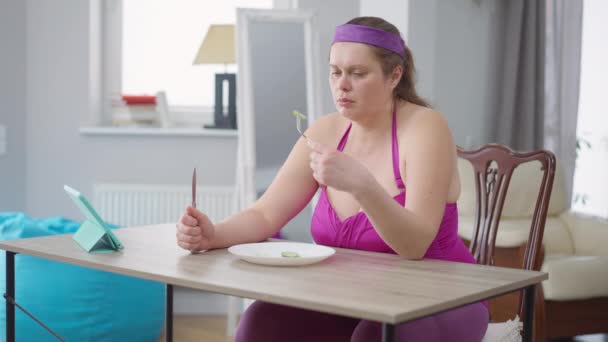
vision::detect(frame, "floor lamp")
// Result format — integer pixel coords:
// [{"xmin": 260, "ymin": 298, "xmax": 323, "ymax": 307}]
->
[{"xmin": 193, "ymin": 24, "xmax": 237, "ymax": 129}]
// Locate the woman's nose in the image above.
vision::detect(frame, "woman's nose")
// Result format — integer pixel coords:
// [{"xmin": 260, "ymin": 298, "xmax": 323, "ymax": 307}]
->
[{"xmin": 337, "ymin": 75, "xmax": 351, "ymax": 92}]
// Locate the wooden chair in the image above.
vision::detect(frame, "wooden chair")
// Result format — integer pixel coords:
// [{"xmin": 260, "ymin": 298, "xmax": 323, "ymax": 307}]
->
[{"xmin": 458, "ymin": 144, "xmax": 556, "ymax": 342}]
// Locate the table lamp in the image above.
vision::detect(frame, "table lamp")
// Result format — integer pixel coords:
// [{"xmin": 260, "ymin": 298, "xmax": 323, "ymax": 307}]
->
[{"xmin": 193, "ymin": 24, "xmax": 237, "ymax": 129}]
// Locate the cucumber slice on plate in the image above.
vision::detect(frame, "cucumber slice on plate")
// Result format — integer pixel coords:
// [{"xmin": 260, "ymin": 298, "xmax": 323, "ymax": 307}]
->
[{"xmin": 281, "ymin": 251, "xmax": 301, "ymax": 258}]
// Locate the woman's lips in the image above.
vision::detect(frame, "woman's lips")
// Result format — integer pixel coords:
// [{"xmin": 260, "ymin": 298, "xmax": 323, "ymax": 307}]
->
[{"xmin": 337, "ymin": 98, "xmax": 354, "ymax": 106}]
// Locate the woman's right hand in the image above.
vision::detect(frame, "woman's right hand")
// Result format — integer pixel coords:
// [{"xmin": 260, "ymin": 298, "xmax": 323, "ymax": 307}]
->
[{"xmin": 176, "ymin": 206, "xmax": 216, "ymax": 252}]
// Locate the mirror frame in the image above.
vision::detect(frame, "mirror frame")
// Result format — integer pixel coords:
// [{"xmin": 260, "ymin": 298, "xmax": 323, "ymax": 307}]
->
[{"xmin": 235, "ymin": 8, "xmax": 322, "ymax": 210}]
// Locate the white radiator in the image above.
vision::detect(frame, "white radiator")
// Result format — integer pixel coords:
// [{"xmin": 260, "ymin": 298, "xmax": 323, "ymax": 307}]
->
[{"xmin": 93, "ymin": 184, "xmax": 236, "ymax": 227}]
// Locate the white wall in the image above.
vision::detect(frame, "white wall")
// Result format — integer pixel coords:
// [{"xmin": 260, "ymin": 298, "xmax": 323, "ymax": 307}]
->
[
  {"xmin": 0, "ymin": 0, "xmax": 27, "ymax": 211},
  {"xmin": 407, "ymin": 0, "xmax": 439, "ymax": 106},
  {"xmin": 272, "ymin": 0, "xmax": 294, "ymax": 9},
  {"xmin": 297, "ymin": 0, "xmax": 360, "ymax": 115},
  {"xmin": 433, "ymin": 0, "xmax": 503, "ymax": 148},
  {"xmin": 360, "ymin": 0, "xmax": 409, "ymax": 39},
  {"xmin": 409, "ymin": 0, "xmax": 503, "ymax": 148}
]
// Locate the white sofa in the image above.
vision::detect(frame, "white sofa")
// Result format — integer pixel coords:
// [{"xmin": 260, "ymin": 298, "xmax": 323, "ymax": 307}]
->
[{"xmin": 456, "ymin": 158, "xmax": 608, "ymax": 339}]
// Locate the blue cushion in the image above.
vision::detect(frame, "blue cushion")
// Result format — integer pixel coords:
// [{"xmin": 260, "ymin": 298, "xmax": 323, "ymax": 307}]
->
[{"xmin": 0, "ymin": 213, "xmax": 165, "ymax": 341}]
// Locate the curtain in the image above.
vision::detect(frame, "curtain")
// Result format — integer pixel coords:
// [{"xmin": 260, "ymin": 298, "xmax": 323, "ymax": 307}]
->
[
  {"xmin": 544, "ymin": 0, "xmax": 583, "ymax": 203},
  {"xmin": 492, "ymin": 0, "xmax": 546, "ymax": 151}
]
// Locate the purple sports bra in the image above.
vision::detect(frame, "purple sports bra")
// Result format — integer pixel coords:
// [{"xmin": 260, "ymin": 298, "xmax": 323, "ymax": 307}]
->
[{"xmin": 311, "ymin": 107, "xmax": 478, "ymax": 264}]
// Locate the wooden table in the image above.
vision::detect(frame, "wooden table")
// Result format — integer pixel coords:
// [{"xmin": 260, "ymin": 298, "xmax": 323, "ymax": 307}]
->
[{"xmin": 0, "ymin": 224, "xmax": 547, "ymax": 341}]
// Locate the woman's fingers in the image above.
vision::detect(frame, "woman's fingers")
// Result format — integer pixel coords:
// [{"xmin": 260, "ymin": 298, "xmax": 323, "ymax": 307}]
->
[
  {"xmin": 187, "ymin": 206, "xmax": 210, "ymax": 224},
  {"xmin": 176, "ymin": 231, "xmax": 202, "ymax": 244},
  {"xmin": 177, "ymin": 240, "xmax": 197, "ymax": 251},
  {"xmin": 309, "ymin": 150, "xmax": 324, "ymax": 171},
  {"xmin": 176, "ymin": 227, "xmax": 205, "ymax": 251},
  {"xmin": 177, "ymin": 222, "xmax": 201, "ymax": 236},
  {"xmin": 180, "ymin": 213, "xmax": 197, "ymax": 227}
]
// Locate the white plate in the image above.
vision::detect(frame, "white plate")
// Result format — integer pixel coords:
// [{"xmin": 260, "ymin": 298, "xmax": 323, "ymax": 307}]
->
[{"xmin": 228, "ymin": 242, "xmax": 335, "ymax": 266}]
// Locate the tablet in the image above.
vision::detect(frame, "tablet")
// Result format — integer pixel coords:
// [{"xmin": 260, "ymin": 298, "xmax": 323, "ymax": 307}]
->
[{"xmin": 64, "ymin": 185, "xmax": 123, "ymax": 250}]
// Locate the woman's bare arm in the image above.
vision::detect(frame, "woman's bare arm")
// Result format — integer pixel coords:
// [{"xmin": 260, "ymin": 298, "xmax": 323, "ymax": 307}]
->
[
  {"xmin": 208, "ymin": 117, "xmax": 336, "ymax": 249},
  {"xmin": 209, "ymin": 139, "xmax": 316, "ymax": 248},
  {"xmin": 354, "ymin": 111, "xmax": 456, "ymax": 258}
]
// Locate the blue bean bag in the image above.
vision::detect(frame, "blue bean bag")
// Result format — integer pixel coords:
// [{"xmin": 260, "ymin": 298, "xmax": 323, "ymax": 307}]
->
[{"xmin": 0, "ymin": 213, "xmax": 165, "ymax": 342}]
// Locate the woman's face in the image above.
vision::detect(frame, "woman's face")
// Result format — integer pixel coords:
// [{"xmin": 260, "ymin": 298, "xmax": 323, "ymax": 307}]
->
[{"xmin": 329, "ymin": 42, "xmax": 396, "ymax": 120}]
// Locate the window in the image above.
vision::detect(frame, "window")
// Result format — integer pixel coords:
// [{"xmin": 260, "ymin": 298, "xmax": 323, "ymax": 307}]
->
[
  {"xmin": 571, "ymin": 0, "xmax": 608, "ymax": 219},
  {"xmin": 103, "ymin": 0, "xmax": 272, "ymax": 125}
]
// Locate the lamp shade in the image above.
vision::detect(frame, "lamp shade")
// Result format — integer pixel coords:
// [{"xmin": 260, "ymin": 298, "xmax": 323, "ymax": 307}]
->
[{"xmin": 193, "ymin": 24, "xmax": 235, "ymax": 65}]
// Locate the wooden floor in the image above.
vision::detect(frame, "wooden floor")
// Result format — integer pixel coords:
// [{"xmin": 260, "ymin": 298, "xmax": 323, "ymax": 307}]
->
[{"xmin": 159, "ymin": 315, "xmax": 235, "ymax": 342}]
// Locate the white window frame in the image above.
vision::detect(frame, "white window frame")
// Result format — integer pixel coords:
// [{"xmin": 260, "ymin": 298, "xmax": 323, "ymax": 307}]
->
[{"xmin": 101, "ymin": 0, "xmax": 122, "ymax": 126}]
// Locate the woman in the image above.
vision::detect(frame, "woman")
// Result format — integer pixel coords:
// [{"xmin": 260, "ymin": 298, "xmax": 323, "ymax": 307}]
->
[{"xmin": 176, "ymin": 16, "xmax": 489, "ymax": 341}]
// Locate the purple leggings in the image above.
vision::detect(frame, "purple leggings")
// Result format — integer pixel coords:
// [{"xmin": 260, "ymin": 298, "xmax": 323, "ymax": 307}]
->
[{"xmin": 235, "ymin": 301, "xmax": 488, "ymax": 342}]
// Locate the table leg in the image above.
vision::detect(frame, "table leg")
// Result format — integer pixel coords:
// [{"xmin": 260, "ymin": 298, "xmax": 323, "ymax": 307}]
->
[
  {"xmin": 522, "ymin": 284, "xmax": 536, "ymax": 342},
  {"xmin": 382, "ymin": 323, "xmax": 395, "ymax": 342},
  {"xmin": 166, "ymin": 284, "xmax": 173, "ymax": 342},
  {"xmin": 5, "ymin": 251, "xmax": 15, "ymax": 342}
]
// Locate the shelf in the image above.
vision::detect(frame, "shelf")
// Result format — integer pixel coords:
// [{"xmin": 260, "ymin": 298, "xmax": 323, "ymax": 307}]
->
[{"xmin": 79, "ymin": 126, "xmax": 238, "ymax": 138}]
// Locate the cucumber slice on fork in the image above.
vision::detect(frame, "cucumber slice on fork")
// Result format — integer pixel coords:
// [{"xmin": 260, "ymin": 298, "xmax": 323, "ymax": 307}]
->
[{"xmin": 291, "ymin": 110, "xmax": 308, "ymax": 140}]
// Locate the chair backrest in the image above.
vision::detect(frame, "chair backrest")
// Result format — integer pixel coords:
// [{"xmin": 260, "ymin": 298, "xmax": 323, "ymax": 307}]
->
[{"xmin": 458, "ymin": 144, "xmax": 556, "ymax": 317}]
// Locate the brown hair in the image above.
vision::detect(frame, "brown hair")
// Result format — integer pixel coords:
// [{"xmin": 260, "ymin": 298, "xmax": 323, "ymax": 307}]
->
[{"xmin": 346, "ymin": 16, "xmax": 429, "ymax": 107}]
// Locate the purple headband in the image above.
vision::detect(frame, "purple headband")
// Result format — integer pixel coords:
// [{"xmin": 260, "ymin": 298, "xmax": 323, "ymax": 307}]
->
[{"xmin": 332, "ymin": 24, "xmax": 405, "ymax": 58}]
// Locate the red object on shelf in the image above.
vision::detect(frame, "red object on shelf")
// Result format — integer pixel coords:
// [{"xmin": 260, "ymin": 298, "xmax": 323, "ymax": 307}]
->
[{"xmin": 122, "ymin": 95, "xmax": 156, "ymax": 105}]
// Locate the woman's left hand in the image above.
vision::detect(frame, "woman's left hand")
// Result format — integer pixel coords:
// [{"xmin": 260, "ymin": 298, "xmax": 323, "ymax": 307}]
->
[{"xmin": 308, "ymin": 139, "xmax": 373, "ymax": 195}]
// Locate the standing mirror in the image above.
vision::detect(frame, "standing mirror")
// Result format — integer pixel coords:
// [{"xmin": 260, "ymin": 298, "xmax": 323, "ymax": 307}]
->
[{"xmin": 235, "ymin": 8, "xmax": 321, "ymax": 242}]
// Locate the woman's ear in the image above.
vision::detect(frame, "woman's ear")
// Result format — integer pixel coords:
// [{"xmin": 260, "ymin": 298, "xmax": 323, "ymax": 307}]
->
[{"xmin": 390, "ymin": 65, "xmax": 403, "ymax": 88}]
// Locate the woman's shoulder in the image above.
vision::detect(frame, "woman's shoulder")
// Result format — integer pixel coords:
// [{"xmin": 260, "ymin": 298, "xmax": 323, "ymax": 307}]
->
[{"xmin": 398, "ymin": 102, "xmax": 452, "ymax": 139}]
